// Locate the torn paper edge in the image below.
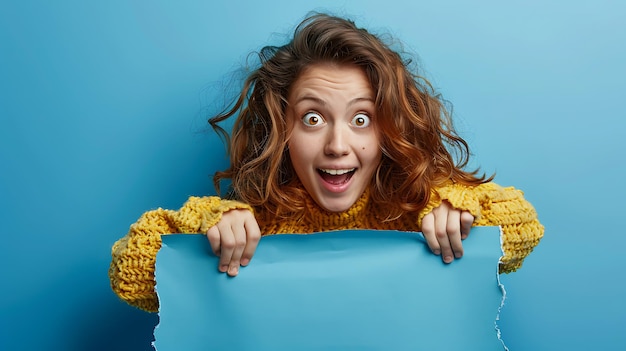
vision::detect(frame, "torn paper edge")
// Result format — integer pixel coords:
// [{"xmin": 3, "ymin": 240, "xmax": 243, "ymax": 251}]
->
[
  {"xmin": 495, "ymin": 225, "xmax": 509, "ymax": 351},
  {"xmin": 152, "ymin": 300, "xmax": 161, "ymax": 351},
  {"xmin": 151, "ymin": 242, "xmax": 166, "ymax": 351}
]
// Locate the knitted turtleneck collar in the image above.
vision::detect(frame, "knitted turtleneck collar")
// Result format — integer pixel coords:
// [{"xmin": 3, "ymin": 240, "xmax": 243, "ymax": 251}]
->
[{"xmin": 301, "ymin": 188, "xmax": 372, "ymax": 230}]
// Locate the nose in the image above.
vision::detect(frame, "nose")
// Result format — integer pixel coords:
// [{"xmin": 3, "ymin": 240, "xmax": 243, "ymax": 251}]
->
[{"xmin": 324, "ymin": 124, "xmax": 350, "ymax": 157}]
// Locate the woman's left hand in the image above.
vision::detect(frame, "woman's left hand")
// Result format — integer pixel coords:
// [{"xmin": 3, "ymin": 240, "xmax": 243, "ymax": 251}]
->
[{"xmin": 421, "ymin": 201, "xmax": 474, "ymax": 264}]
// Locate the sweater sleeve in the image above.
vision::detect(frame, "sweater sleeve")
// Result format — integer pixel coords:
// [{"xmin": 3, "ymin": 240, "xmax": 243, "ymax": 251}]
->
[
  {"xmin": 418, "ymin": 182, "xmax": 544, "ymax": 274},
  {"xmin": 108, "ymin": 196, "xmax": 252, "ymax": 312}
]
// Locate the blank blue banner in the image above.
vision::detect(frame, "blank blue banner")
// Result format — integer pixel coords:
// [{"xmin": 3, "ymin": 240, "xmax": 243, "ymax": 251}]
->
[{"xmin": 154, "ymin": 227, "xmax": 505, "ymax": 351}]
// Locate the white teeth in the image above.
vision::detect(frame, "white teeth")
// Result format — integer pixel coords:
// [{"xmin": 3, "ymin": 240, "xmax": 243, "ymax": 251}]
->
[{"xmin": 319, "ymin": 168, "xmax": 355, "ymax": 175}]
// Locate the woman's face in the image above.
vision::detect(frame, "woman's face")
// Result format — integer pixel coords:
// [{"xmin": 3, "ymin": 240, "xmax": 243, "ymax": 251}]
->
[{"xmin": 286, "ymin": 63, "xmax": 382, "ymax": 212}]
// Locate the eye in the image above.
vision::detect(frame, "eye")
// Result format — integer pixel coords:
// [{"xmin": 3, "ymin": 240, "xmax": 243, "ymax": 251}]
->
[
  {"xmin": 351, "ymin": 113, "xmax": 371, "ymax": 128},
  {"xmin": 302, "ymin": 112, "xmax": 325, "ymax": 126}
]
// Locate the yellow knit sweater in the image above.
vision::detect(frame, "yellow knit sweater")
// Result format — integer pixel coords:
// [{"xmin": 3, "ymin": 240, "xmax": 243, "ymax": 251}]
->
[{"xmin": 109, "ymin": 182, "xmax": 543, "ymax": 312}]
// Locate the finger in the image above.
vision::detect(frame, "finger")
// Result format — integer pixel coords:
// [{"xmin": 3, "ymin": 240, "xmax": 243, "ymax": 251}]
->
[
  {"xmin": 216, "ymin": 223, "xmax": 236, "ymax": 274},
  {"xmin": 226, "ymin": 221, "xmax": 247, "ymax": 277},
  {"xmin": 460, "ymin": 211, "xmax": 474, "ymax": 240},
  {"xmin": 240, "ymin": 215, "xmax": 261, "ymax": 266},
  {"xmin": 446, "ymin": 209, "xmax": 463, "ymax": 259},
  {"xmin": 206, "ymin": 226, "xmax": 222, "ymax": 256},
  {"xmin": 421, "ymin": 213, "xmax": 440, "ymax": 255},
  {"xmin": 434, "ymin": 205, "xmax": 454, "ymax": 264}
]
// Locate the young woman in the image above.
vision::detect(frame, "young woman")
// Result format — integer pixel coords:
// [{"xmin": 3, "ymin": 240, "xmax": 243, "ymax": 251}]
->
[{"xmin": 110, "ymin": 13, "xmax": 543, "ymax": 312}]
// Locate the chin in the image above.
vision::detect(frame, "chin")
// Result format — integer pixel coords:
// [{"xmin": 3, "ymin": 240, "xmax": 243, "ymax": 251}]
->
[{"xmin": 317, "ymin": 197, "xmax": 358, "ymax": 213}]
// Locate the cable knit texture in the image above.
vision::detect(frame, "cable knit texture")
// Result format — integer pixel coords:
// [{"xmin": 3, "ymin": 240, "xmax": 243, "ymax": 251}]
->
[{"xmin": 109, "ymin": 182, "xmax": 543, "ymax": 312}]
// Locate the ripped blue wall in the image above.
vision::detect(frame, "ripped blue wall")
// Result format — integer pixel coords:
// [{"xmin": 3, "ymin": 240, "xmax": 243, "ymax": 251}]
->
[{"xmin": 1, "ymin": 1, "xmax": 624, "ymax": 350}]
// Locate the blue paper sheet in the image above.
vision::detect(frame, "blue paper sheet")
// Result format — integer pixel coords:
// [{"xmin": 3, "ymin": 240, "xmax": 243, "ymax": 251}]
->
[{"xmin": 154, "ymin": 227, "xmax": 506, "ymax": 351}]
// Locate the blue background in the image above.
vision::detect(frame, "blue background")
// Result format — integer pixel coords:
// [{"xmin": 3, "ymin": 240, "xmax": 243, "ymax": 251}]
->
[{"xmin": 1, "ymin": 0, "xmax": 624, "ymax": 350}]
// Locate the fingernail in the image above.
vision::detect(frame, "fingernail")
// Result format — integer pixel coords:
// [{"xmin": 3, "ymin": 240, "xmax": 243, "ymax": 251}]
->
[
  {"xmin": 219, "ymin": 264, "xmax": 228, "ymax": 272},
  {"xmin": 444, "ymin": 256, "xmax": 453, "ymax": 263},
  {"xmin": 240, "ymin": 258, "xmax": 250, "ymax": 266},
  {"xmin": 228, "ymin": 266, "xmax": 239, "ymax": 275},
  {"xmin": 455, "ymin": 252, "xmax": 462, "ymax": 258},
  {"xmin": 433, "ymin": 249, "xmax": 441, "ymax": 255}
]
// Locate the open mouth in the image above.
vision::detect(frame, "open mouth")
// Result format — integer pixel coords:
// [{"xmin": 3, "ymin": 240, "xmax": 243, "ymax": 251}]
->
[{"xmin": 317, "ymin": 168, "xmax": 356, "ymax": 185}]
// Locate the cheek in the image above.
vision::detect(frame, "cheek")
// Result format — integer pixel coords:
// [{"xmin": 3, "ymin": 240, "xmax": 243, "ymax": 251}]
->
[
  {"xmin": 287, "ymin": 138, "xmax": 309, "ymax": 169},
  {"xmin": 358, "ymin": 145, "xmax": 382, "ymax": 170},
  {"xmin": 371, "ymin": 149, "xmax": 383, "ymax": 166},
  {"xmin": 362, "ymin": 134, "xmax": 382, "ymax": 164},
  {"xmin": 288, "ymin": 126, "xmax": 320, "ymax": 160}
]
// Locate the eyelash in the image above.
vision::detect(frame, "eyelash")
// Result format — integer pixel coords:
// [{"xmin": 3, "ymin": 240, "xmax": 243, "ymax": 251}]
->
[
  {"xmin": 302, "ymin": 112, "xmax": 324, "ymax": 126},
  {"xmin": 351, "ymin": 113, "xmax": 371, "ymax": 128}
]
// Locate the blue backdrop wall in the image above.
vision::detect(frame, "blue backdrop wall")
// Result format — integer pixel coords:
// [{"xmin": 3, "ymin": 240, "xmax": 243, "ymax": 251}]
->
[{"xmin": 1, "ymin": 1, "xmax": 624, "ymax": 350}]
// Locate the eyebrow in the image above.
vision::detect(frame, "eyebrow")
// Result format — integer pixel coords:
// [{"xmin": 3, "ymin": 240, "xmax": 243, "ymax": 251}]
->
[{"xmin": 293, "ymin": 95, "xmax": 374, "ymax": 107}]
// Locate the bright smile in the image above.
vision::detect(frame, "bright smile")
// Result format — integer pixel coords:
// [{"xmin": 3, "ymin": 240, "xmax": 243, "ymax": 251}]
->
[{"xmin": 317, "ymin": 168, "xmax": 356, "ymax": 191}]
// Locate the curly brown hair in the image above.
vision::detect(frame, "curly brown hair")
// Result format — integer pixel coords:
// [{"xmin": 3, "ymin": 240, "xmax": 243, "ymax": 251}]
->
[{"xmin": 210, "ymin": 12, "xmax": 492, "ymax": 220}]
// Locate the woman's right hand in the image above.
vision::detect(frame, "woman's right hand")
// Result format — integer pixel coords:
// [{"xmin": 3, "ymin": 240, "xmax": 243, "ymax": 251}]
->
[{"xmin": 206, "ymin": 209, "xmax": 261, "ymax": 277}]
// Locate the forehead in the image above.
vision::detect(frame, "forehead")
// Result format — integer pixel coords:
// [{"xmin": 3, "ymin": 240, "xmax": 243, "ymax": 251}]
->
[{"xmin": 288, "ymin": 63, "xmax": 374, "ymax": 100}]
